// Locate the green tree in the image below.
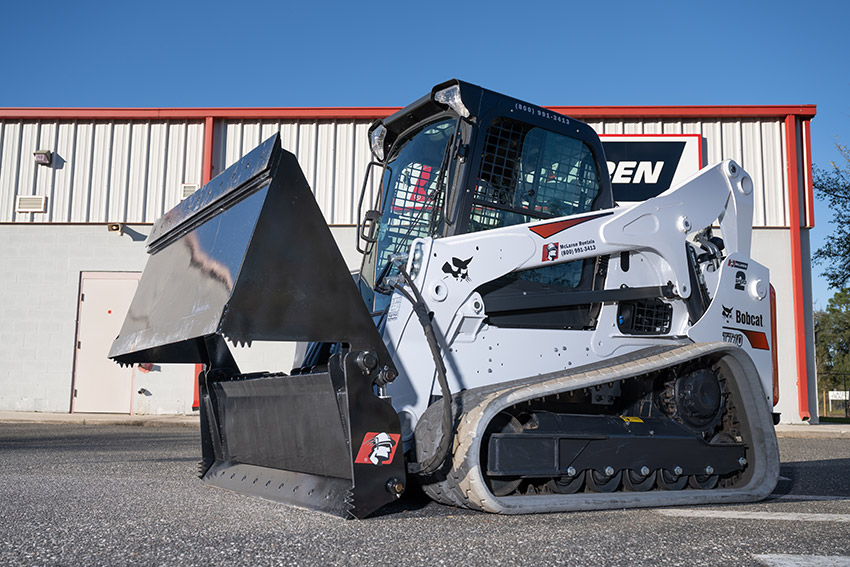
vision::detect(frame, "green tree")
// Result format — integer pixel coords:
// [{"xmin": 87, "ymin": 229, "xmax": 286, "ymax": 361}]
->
[
  {"xmin": 814, "ymin": 289, "xmax": 850, "ymax": 412},
  {"xmin": 812, "ymin": 143, "xmax": 850, "ymax": 289}
]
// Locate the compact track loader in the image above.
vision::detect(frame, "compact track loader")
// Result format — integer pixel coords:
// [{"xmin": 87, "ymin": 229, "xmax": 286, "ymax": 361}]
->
[{"xmin": 110, "ymin": 80, "xmax": 780, "ymax": 518}]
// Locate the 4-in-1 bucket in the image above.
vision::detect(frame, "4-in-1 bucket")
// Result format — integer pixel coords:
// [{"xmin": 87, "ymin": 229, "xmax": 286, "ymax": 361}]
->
[{"xmin": 110, "ymin": 134, "xmax": 405, "ymax": 518}]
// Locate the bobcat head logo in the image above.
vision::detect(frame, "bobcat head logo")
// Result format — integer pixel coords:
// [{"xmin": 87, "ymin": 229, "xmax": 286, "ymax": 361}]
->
[
  {"xmin": 442, "ymin": 256, "xmax": 473, "ymax": 282},
  {"xmin": 722, "ymin": 305, "xmax": 734, "ymax": 321}
]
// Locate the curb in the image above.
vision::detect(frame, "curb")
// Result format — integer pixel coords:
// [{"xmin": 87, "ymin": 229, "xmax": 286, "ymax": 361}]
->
[
  {"xmin": 774, "ymin": 424, "xmax": 850, "ymax": 439},
  {"xmin": 0, "ymin": 413, "xmax": 200, "ymax": 428}
]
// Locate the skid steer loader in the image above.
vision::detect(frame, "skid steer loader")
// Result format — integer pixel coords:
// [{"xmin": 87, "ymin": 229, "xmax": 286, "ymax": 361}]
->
[{"xmin": 110, "ymin": 80, "xmax": 779, "ymax": 518}]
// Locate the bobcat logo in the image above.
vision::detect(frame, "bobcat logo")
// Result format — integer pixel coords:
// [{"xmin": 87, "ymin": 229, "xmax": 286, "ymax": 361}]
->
[
  {"xmin": 442, "ymin": 256, "xmax": 473, "ymax": 282},
  {"xmin": 722, "ymin": 305, "xmax": 734, "ymax": 321}
]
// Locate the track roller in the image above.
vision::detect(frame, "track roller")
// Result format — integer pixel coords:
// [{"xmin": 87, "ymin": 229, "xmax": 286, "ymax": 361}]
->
[
  {"xmin": 656, "ymin": 468, "xmax": 688, "ymax": 490},
  {"xmin": 689, "ymin": 474, "xmax": 720, "ymax": 489},
  {"xmin": 546, "ymin": 472, "xmax": 584, "ymax": 494},
  {"xmin": 623, "ymin": 468, "xmax": 657, "ymax": 492},
  {"xmin": 585, "ymin": 468, "xmax": 622, "ymax": 492}
]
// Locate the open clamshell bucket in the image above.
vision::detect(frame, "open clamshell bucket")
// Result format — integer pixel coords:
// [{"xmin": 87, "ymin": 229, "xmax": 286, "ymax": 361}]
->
[{"xmin": 109, "ymin": 134, "xmax": 405, "ymax": 518}]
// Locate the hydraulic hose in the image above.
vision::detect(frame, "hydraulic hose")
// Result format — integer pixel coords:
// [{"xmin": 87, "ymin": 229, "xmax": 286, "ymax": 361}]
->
[{"xmin": 392, "ymin": 262, "xmax": 454, "ymax": 476}]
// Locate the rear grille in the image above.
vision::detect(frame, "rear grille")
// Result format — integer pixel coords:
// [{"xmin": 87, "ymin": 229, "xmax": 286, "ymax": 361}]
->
[{"xmin": 617, "ymin": 298, "xmax": 673, "ymax": 335}]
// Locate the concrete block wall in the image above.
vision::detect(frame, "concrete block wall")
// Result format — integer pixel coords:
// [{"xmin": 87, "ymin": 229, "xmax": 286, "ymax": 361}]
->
[
  {"xmin": 0, "ymin": 223, "xmax": 812, "ymax": 419},
  {"xmin": 0, "ymin": 224, "xmax": 151, "ymax": 412},
  {"xmin": 0, "ymin": 224, "xmax": 361, "ymax": 414}
]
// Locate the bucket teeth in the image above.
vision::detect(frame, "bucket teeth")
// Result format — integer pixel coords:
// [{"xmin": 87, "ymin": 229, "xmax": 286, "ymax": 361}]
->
[
  {"xmin": 225, "ymin": 336, "xmax": 252, "ymax": 349},
  {"xmin": 197, "ymin": 459, "xmax": 213, "ymax": 479}
]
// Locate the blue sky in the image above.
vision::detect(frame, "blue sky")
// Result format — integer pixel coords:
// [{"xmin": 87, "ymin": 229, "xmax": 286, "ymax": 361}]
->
[{"xmin": 1, "ymin": 0, "xmax": 847, "ymax": 306}]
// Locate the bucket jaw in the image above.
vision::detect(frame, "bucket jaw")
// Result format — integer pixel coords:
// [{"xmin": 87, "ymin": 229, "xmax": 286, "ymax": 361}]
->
[
  {"xmin": 198, "ymin": 339, "xmax": 406, "ymax": 519},
  {"xmin": 109, "ymin": 134, "xmax": 404, "ymax": 518}
]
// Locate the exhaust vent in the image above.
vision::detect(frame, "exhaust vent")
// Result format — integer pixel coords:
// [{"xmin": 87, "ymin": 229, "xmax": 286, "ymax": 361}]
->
[
  {"xmin": 15, "ymin": 195, "xmax": 47, "ymax": 213},
  {"xmin": 181, "ymin": 184, "xmax": 199, "ymax": 199}
]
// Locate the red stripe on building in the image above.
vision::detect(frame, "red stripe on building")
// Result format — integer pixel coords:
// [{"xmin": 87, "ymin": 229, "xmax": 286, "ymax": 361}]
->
[{"xmin": 0, "ymin": 105, "xmax": 818, "ymax": 121}]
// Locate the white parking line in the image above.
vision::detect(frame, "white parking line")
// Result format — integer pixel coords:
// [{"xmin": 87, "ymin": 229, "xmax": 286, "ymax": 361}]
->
[
  {"xmin": 754, "ymin": 554, "xmax": 850, "ymax": 566},
  {"xmin": 770, "ymin": 494, "xmax": 850, "ymax": 502},
  {"xmin": 657, "ymin": 509, "xmax": 850, "ymax": 522}
]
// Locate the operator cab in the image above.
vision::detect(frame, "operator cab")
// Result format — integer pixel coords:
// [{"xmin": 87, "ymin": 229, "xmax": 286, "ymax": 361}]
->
[{"xmin": 359, "ymin": 80, "xmax": 613, "ymax": 329}]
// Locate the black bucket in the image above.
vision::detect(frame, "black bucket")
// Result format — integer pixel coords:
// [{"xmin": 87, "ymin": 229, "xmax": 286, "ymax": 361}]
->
[{"xmin": 109, "ymin": 134, "xmax": 404, "ymax": 518}]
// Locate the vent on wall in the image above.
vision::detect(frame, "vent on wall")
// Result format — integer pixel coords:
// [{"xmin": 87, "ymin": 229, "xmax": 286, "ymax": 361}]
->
[
  {"xmin": 181, "ymin": 184, "xmax": 199, "ymax": 199},
  {"xmin": 15, "ymin": 195, "xmax": 48, "ymax": 213}
]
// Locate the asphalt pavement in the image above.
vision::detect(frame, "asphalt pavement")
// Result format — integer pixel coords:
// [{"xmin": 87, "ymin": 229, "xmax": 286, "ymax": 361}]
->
[
  {"xmin": 2, "ymin": 421, "xmax": 849, "ymax": 566},
  {"xmin": 2, "ymin": 410, "xmax": 849, "ymax": 437}
]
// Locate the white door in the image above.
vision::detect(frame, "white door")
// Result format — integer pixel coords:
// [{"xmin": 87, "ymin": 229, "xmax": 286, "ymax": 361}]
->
[{"xmin": 72, "ymin": 273, "xmax": 141, "ymax": 413}]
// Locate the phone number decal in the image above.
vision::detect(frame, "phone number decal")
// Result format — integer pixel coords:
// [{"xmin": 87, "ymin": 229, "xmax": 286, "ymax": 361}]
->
[
  {"xmin": 514, "ymin": 103, "xmax": 570, "ymax": 125},
  {"xmin": 560, "ymin": 239, "xmax": 596, "ymax": 256}
]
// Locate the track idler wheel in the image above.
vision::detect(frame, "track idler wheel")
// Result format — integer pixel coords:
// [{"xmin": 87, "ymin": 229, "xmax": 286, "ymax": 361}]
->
[
  {"xmin": 657, "ymin": 468, "xmax": 688, "ymax": 490},
  {"xmin": 622, "ymin": 467, "xmax": 657, "ymax": 492},
  {"xmin": 585, "ymin": 467, "xmax": 622, "ymax": 492}
]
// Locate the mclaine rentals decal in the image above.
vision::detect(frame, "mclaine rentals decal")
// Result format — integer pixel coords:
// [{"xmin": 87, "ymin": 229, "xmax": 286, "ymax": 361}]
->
[{"xmin": 600, "ymin": 135, "xmax": 701, "ymax": 203}]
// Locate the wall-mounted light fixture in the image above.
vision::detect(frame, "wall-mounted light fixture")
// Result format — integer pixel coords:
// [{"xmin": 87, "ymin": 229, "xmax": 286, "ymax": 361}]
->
[
  {"xmin": 107, "ymin": 223, "xmax": 125, "ymax": 236},
  {"xmin": 33, "ymin": 150, "xmax": 53, "ymax": 167}
]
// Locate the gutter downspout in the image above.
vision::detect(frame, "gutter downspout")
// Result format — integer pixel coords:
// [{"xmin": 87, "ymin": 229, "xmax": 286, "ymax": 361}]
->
[{"xmin": 784, "ymin": 114, "xmax": 810, "ymax": 421}]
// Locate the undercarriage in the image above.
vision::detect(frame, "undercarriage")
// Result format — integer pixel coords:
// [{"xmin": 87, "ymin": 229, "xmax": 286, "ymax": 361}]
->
[{"xmin": 415, "ymin": 343, "xmax": 778, "ymax": 513}]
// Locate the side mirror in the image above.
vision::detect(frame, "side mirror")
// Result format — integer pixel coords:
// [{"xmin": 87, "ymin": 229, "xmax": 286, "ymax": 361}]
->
[
  {"xmin": 356, "ymin": 161, "xmax": 388, "ymax": 254},
  {"xmin": 360, "ymin": 209, "xmax": 381, "ymax": 245}
]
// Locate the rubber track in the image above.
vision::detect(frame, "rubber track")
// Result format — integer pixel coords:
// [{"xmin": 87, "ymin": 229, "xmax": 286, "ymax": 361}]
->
[{"xmin": 414, "ymin": 342, "xmax": 779, "ymax": 514}]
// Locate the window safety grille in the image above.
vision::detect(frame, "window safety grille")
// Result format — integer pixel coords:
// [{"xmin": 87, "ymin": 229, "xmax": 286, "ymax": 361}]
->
[
  {"xmin": 471, "ymin": 118, "xmax": 601, "ymax": 292},
  {"xmin": 382, "ymin": 163, "xmax": 443, "ymax": 259},
  {"xmin": 474, "ymin": 117, "xmax": 600, "ymax": 224}
]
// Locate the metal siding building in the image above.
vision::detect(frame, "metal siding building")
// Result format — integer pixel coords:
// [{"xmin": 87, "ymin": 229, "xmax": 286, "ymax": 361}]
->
[{"xmin": 0, "ymin": 104, "xmax": 817, "ymax": 422}]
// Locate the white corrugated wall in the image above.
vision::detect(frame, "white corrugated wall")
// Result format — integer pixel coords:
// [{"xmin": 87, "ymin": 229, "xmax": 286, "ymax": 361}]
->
[
  {"xmin": 213, "ymin": 119, "xmax": 381, "ymax": 225},
  {"xmin": 0, "ymin": 119, "xmax": 205, "ymax": 223},
  {"xmin": 1, "ymin": 114, "xmax": 801, "ymax": 228},
  {"xmin": 585, "ymin": 117, "xmax": 791, "ymax": 228},
  {"xmin": 214, "ymin": 115, "xmax": 797, "ymax": 228}
]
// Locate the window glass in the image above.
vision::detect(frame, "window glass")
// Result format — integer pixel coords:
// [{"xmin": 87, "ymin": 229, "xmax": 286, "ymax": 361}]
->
[{"xmin": 363, "ymin": 118, "xmax": 456, "ymax": 290}]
